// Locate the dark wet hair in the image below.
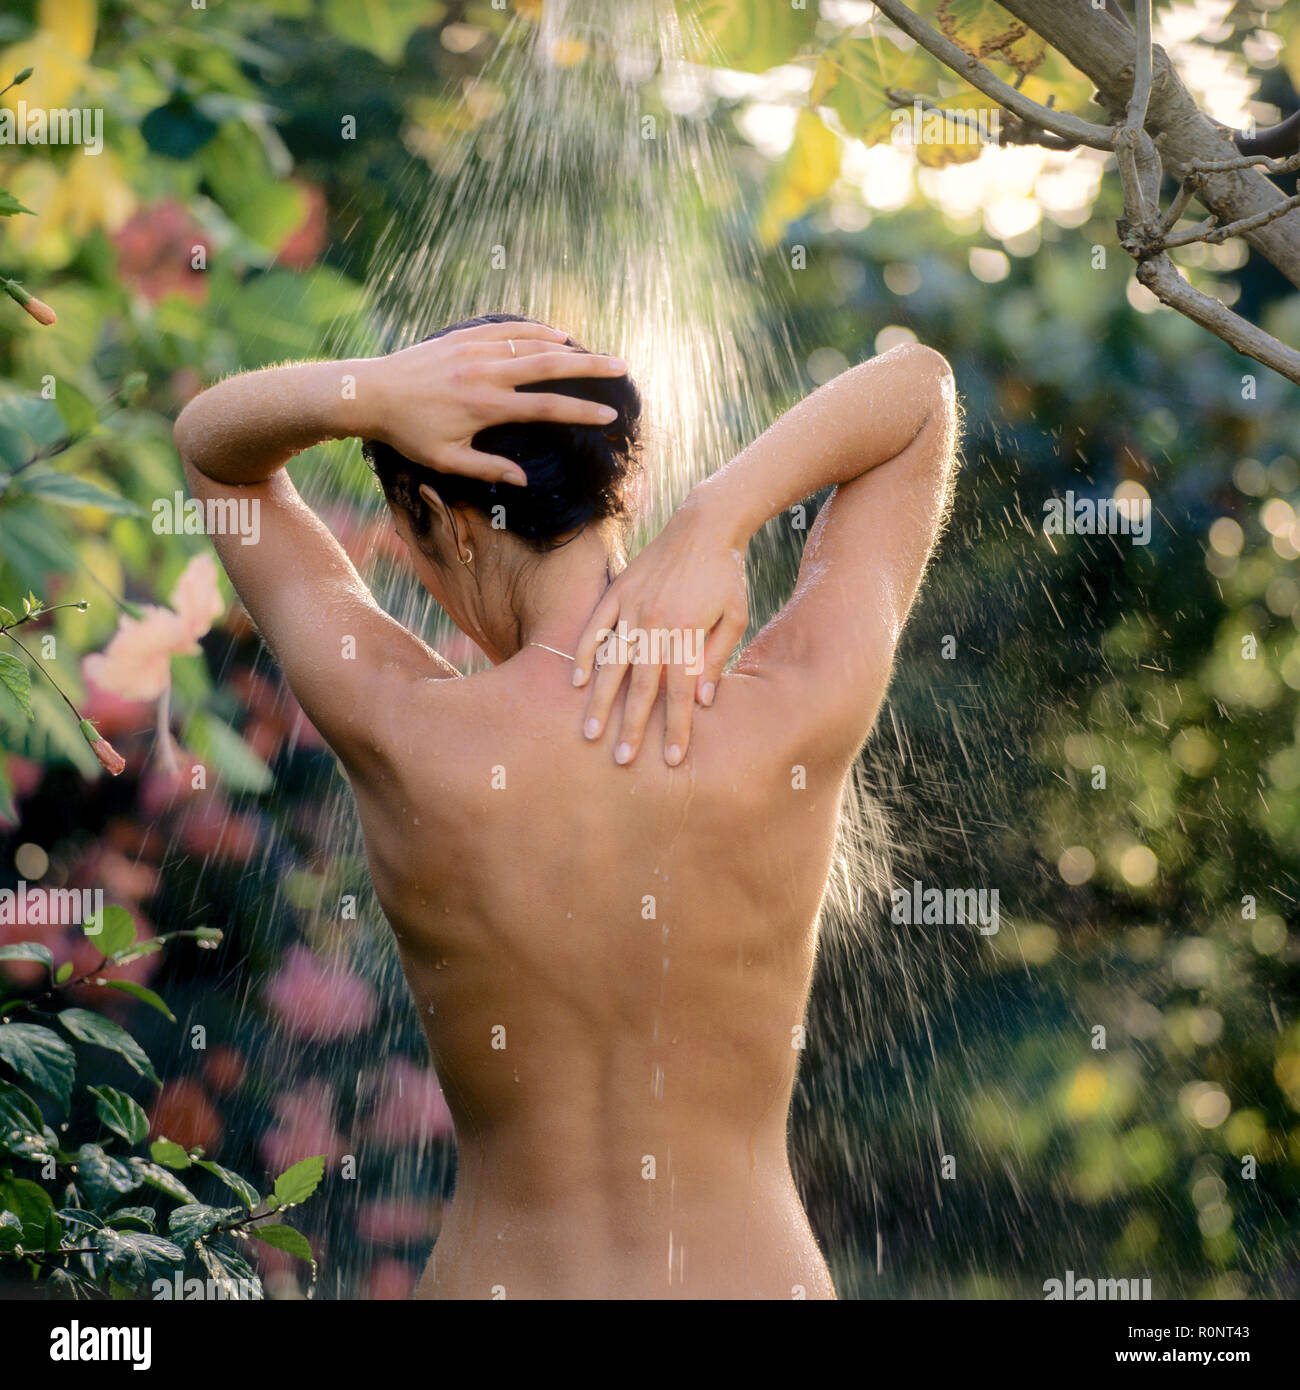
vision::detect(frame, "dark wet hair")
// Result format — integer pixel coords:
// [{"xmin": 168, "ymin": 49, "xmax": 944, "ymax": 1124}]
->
[{"xmin": 363, "ymin": 312, "xmax": 641, "ymax": 557}]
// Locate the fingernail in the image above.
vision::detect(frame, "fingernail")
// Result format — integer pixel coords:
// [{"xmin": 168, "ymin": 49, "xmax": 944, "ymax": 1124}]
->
[
  {"xmin": 666, "ymin": 744, "xmax": 682, "ymax": 766},
  {"xmin": 507, "ymin": 469, "xmax": 527, "ymax": 486},
  {"xmin": 598, "ymin": 406, "xmax": 618, "ymax": 422},
  {"xmin": 700, "ymin": 682, "xmax": 715, "ymax": 706},
  {"xmin": 608, "ymin": 358, "xmax": 627, "ymax": 372},
  {"xmin": 584, "ymin": 718, "xmax": 601, "ymax": 740},
  {"xmin": 572, "ymin": 667, "xmax": 585, "ymax": 686},
  {"xmin": 615, "ymin": 742, "xmax": 632, "ymax": 764}
]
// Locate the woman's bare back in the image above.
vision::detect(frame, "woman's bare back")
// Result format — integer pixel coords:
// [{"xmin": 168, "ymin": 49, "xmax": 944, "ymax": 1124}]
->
[{"xmin": 350, "ymin": 656, "xmax": 848, "ymax": 1299}]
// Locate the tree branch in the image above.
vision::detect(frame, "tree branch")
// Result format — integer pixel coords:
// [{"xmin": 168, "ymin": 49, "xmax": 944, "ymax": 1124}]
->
[
  {"xmin": 870, "ymin": 0, "xmax": 1116, "ymax": 151},
  {"xmin": 1136, "ymin": 254, "xmax": 1300, "ymax": 381},
  {"xmin": 884, "ymin": 87, "xmax": 1077, "ymax": 151},
  {"xmin": 1160, "ymin": 192, "xmax": 1300, "ymax": 250},
  {"xmin": 996, "ymin": 0, "xmax": 1300, "ymax": 289}
]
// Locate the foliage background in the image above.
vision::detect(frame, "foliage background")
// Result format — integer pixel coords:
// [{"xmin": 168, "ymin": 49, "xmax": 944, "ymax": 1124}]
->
[{"xmin": 0, "ymin": 0, "xmax": 1297, "ymax": 1299}]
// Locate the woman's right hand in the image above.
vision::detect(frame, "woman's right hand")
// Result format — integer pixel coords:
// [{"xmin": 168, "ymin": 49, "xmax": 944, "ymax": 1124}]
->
[
  {"xmin": 571, "ymin": 488, "xmax": 750, "ymax": 767},
  {"xmin": 359, "ymin": 320, "xmax": 629, "ymax": 484}
]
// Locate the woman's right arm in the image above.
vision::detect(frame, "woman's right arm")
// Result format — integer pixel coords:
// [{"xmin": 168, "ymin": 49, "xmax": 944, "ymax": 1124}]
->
[{"xmin": 574, "ymin": 342, "xmax": 959, "ymax": 764}]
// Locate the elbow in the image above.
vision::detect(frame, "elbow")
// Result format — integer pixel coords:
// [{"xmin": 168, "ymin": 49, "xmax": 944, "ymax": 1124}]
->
[{"xmin": 905, "ymin": 343, "xmax": 957, "ymax": 432}]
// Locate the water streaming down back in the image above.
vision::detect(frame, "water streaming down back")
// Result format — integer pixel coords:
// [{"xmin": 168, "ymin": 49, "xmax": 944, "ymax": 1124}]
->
[{"xmin": 206, "ymin": 0, "xmax": 977, "ymax": 1298}]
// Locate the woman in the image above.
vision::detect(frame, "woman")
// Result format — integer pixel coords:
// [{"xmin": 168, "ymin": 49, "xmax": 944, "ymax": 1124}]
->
[{"xmin": 175, "ymin": 312, "xmax": 958, "ymax": 1299}]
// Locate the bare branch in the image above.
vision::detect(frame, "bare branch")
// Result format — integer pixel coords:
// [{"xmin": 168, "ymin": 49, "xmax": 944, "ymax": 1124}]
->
[
  {"xmin": 883, "ymin": 87, "xmax": 1077, "ymax": 151},
  {"xmin": 1136, "ymin": 254, "xmax": 1300, "ymax": 383},
  {"xmin": 1123, "ymin": 1, "xmax": 1154, "ymax": 143},
  {"xmin": 1160, "ymin": 192, "xmax": 1300, "ymax": 250},
  {"xmin": 1189, "ymin": 150, "xmax": 1300, "ymax": 178},
  {"xmin": 997, "ymin": 0, "xmax": 1300, "ymax": 288},
  {"xmin": 870, "ymin": 0, "xmax": 1116, "ymax": 151}
]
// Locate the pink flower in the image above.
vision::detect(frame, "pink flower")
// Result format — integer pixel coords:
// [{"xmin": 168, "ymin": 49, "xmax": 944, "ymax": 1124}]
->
[
  {"xmin": 355, "ymin": 1198, "xmax": 437, "ymax": 1245},
  {"xmin": 264, "ymin": 946, "xmax": 377, "ymax": 1041},
  {"xmin": 259, "ymin": 1081, "xmax": 347, "ymax": 1174},
  {"xmin": 360, "ymin": 1057, "xmax": 454, "ymax": 1147},
  {"xmin": 363, "ymin": 1258, "xmax": 417, "ymax": 1300},
  {"xmin": 81, "ymin": 554, "xmax": 225, "ymax": 701},
  {"xmin": 170, "ymin": 553, "xmax": 225, "ymax": 644}
]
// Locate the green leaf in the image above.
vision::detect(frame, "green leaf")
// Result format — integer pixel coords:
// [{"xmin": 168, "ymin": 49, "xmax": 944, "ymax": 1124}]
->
[
  {"xmin": 0, "ymin": 1079, "xmax": 53, "ymax": 1158},
  {"xmin": 85, "ymin": 904, "xmax": 136, "ymax": 959},
  {"xmin": 0, "ymin": 396, "xmax": 67, "ymax": 467},
  {"xmin": 100, "ymin": 979, "xmax": 176, "ymax": 1022},
  {"xmin": 130, "ymin": 1157, "xmax": 198, "ymax": 1205},
  {"xmin": 0, "ymin": 651, "xmax": 33, "ymax": 721},
  {"xmin": 249, "ymin": 1223, "xmax": 314, "ymax": 1262},
  {"xmin": 57, "ymin": 1008, "xmax": 158, "ymax": 1084},
  {"xmin": 50, "ymin": 382, "xmax": 98, "ymax": 438},
  {"xmin": 194, "ymin": 1159, "xmax": 259, "ymax": 1210},
  {"xmin": 54, "ymin": 961, "xmax": 73, "ymax": 984},
  {"xmin": 320, "ymin": 0, "xmax": 443, "ymax": 65},
  {"xmin": 683, "ymin": 0, "xmax": 819, "ymax": 72},
  {"xmin": 46, "ymin": 1267, "xmax": 88, "ymax": 1299},
  {"xmin": 0, "ymin": 1173, "xmax": 54, "ymax": 1243},
  {"xmin": 89, "ymin": 1085, "xmax": 149, "ymax": 1145},
  {"xmin": 149, "ymin": 1138, "xmax": 191, "ymax": 1169},
  {"xmin": 13, "ymin": 470, "xmax": 142, "ymax": 516},
  {"xmin": 0, "ymin": 1022, "xmax": 75, "ymax": 1106},
  {"xmin": 0, "ymin": 189, "xmax": 35, "ymax": 217},
  {"xmin": 194, "ymin": 1237, "xmax": 263, "ymax": 1299},
  {"xmin": 106, "ymin": 1205, "xmax": 156, "ymax": 1231},
  {"xmin": 0, "ymin": 1209, "xmax": 21, "ymax": 1249},
  {"xmin": 0, "ymin": 942, "xmax": 53, "ymax": 972},
  {"xmin": 91, "ymin": 1226, "xmax": 183, "ymax": 1282},
  {"xmin": 169, "ymin": 1202, "xmax": 238, "ymax": 1247},
  {"xmin": 74, "ymin": 1141, "xmax": 143, "ymax": 1210},
  {"xmin": 182, "ymin": 710, "xmax": 273, "ymax": 794},
  {"xmin": 271, "ymin": 1154, "xmax": 324, "ymax": 1209}
]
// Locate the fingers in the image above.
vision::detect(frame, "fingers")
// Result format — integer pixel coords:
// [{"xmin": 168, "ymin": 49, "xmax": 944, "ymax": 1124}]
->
[
  {"xmin": 613, "ymin": 659, "xmax": 662, "ymax": 765},
  {"xmin": 438, "ymin": 445, "xmax": 527, "ymax": 485},
  {"xmin": 695, "ymin": 610, "xmax": 746, "ymax": 706},
  {"xmin": 506, "ymin": 392, "xmax": 622, "ymax": 428},
  {"xmin": 572, "ymin": 593, "xmax": 621, "ymax": 687},
  {"xmin": 447, "ymin": 321, "xmax": 569, "ymax": 344},
  {"xmin": 582, "ymin": 649, "xmax": 628, "ymax": 747},
  {"xmin": 498, "ymin": 350, "xmax": 627, "ymax": 386},
  {"xmin": 662, "ymin": 661, "xmax": 696, "ymax": 766}
]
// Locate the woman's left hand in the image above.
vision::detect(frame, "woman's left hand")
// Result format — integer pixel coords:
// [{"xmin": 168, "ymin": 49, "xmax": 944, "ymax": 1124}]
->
[{"xmin": 572, "ymin": 492, "xmax": 749, "ymax": 767}]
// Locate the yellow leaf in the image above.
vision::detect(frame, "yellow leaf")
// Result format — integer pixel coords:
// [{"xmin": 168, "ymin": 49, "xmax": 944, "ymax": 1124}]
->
[
  {"xmin": 757, "ymin": 108, "xmax": 841, "ymax": 245},
  {"xmin": 38, "ymin": 0, "xmax": 97, "ymax": 60}
]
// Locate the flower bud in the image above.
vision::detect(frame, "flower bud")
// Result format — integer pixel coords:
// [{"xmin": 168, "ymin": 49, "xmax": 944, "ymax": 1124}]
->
[{"xmin": 80, "ymin": 718, "xmax": 126, "ymax": 776}]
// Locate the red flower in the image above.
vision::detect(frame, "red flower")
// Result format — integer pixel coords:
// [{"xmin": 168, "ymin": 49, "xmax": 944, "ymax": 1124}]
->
[
  {"xmin": 113, "ymin": 200, "xmax": 209, "ymax": 304},
  {"xmin": 149, "ymin": 1078, "xmax": 223, "ymax": 1154}
]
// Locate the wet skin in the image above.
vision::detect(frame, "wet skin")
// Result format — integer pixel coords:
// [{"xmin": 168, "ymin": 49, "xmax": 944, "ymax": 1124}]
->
[
  {"xmin": 174, "ymin": 329, "xmax": 958, "ymax": 1299},
  {"xmin": 352, "ymin": 653, "xmax": 847, "ymax": 1299}
]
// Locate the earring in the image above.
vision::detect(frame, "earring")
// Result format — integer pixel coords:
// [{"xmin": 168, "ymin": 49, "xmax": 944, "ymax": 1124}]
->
[{"xmin": 459, "ymin": 547, "xmax": 474, "ymax": 568}]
